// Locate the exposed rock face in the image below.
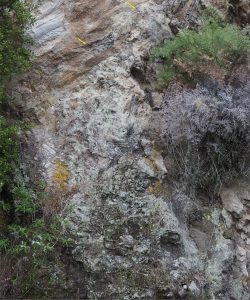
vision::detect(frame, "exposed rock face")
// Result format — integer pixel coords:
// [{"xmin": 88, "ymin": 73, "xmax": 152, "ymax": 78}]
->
[{"xmin": 12, "ymin": 0, "xmax": 249, "ymax": 299}]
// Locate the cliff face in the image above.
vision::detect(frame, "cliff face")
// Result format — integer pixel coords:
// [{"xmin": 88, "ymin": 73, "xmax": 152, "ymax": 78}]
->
[{"xmin": 12, "ymin": 0, "xmax": 250, "ymax": 299}]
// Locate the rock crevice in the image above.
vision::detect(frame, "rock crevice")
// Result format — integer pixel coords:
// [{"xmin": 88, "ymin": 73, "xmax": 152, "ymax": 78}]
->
[{"xmin": 12, "ymin": 0, "xmax": 250, "ymax": 298}]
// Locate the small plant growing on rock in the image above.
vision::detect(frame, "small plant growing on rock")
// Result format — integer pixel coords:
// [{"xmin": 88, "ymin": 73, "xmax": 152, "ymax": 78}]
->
[
  {"xmin": 0, "ymin": 2, "xmax": 73, "ymax": 298},
  {"xmin": 0, "ymin": 117, "xmax": 18, "ymax": 191},
  {"xmin": 151, "ymin": 6, "xmax": 250, "ymax": 85}
]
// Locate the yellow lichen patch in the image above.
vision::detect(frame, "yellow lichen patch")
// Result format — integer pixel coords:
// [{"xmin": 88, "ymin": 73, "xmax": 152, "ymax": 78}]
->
[
  {"xmin": 148, "ymin": 180, "xmax": 168, "ymax": 197},
  {"xmin": 52, "ymin": 160, "xmax": 69, "ymax": 190}
]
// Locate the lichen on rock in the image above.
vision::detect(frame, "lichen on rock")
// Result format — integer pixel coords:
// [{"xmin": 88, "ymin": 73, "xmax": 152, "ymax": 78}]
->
[
  {"xmin": 52, "ymin": 160, "xmax": 69, "ymax": 191},
  {"xmin": 10, "ymin": 0, "xmax": 250, "ymax": 299}
]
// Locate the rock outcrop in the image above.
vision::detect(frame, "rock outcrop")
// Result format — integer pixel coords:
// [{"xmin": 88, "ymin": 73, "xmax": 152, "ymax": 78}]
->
[{"xmin": 12, "ymin": 0, "xmax": 249, "ymax": 299}]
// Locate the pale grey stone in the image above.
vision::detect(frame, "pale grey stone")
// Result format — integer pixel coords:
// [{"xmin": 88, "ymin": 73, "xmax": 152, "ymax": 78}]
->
[
  {"xmin": 10, "ymin": 0, "xmax": 250, "ymax": 299},
  {"xmin": 221, "ymin": 188, "xmax": 244, "ymax": 216}
]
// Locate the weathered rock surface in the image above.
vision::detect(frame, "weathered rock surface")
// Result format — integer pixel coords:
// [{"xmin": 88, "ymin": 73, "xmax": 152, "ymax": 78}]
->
[{"xmin": 12, "ymin": 0, "xmax": 250, "ymax": 299}]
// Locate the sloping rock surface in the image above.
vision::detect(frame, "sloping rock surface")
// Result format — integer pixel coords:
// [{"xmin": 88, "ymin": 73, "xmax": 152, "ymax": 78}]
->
[{"xmin": 12, "ymin": 0, "xmax": 250, "ymax": 299}]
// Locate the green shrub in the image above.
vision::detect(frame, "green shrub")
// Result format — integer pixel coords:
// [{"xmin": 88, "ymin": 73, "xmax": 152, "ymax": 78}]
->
[
  {"xmin": 0, "ymin": 2, "xmax": 73, "ymax": 297},
  {"xmin": 1, "ymin": 204, "xmax": 73, "ymax": 297},
  {"xmin": 151, "ymin": 7, "xmax": 250, "ymax": 85},
  {"xmin": 0, "ymin": 238, "xmax": 9, "ymax": 252},
  {"xmin": 12, "ymin": 184, "xmax": 37, "ymax": 214},
  {"xmin": 0, "ymin": 0, "xmax": 32, "ymax": 190},
  {"xmin": 0, "ymin": 0, "xmax": 32, "ymax": 102},
  {"xmin": 0, "ymin": 0, "xmax": 33, "ymax": 196},
  {"xmin": 0, "ymin": 117, "xmax": 18, "ymax": 191}
]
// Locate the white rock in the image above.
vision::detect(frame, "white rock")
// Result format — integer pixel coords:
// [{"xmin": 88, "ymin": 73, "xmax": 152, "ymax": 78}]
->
[
  {"xmin": 221, "ymin": 208, "xmax": 232, "ymax": 228},
  {"xmin": 221, "ymin": 188, "xmax": 244, "ymax": 216},
  {"xmin": 189, "ymin": 281, "xmax": 200, "ymax": 296},
  {"xmin": 137, "ymin": 158, "xmax": 157, "ymax": 177},
  {"xmin": 236, "ymin": 246, "xmax": 246, "ymax": 262}
]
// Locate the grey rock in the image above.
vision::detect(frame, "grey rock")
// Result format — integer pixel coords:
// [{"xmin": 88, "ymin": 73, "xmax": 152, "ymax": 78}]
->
[
  {"xmin": 221, "ymin": 208, "xmax": 233, "ymax": 228},
  {"xmin": 160, "ymin": 229, "xmax": 182, "ymax": 246},
  {"xmin": 137, "ymin": 158, "xmax": 157, "ymax": 177},
  {"xmin": 236, "ymin": 246, "xmax": 247, "ymax": 262},
  {"xmin": 189, "ymin": 281, "xmax": 201, "ymax": 297},
  {"xmin": 10, "ymin": 0, "xmax": 250, "ymax": 299},
  {"xmin": 221, "ymin": 188, "xmax": 244, "ymax": 216}
]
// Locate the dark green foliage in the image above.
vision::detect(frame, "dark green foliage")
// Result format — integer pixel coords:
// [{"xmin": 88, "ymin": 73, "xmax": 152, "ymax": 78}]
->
[
  {"xmin": 0, "ymin": 238, "xmax": 9, "ymax": 251},
  {"xmin": 0, "ymin": 1, "xmax": 32, "ymax": 249},
  {"xmin": 0, "ymin": 0, "xmax": 32, "ymax": 193},
  {"xmin": 151, "ymin": 6, "xmax": 250, "ymax": 85},
  {"xmin": 0, "ymin": 2, "xmax": 72, "ymax": 298},
  {"xmin": 0, "ymin": 179, "xmax": 73, "ymax": 297},
  {"xmin": 0, "ymin": 0, "xmax": 32, "ymax": 102},
  {"xmin": 0, "ymin": 0, "xmax": 32, "ymax": 190},
  {"xmin": 0, "ymin": 213, "xmax": 73, "ymax": 297},
  {"xmin": 7, "ymin": 216, "xmax": 72, "ymax": 257},
  {"xmin": 12, "ymin": 184, "xmax": 36, "ymax": 214},
  {"xmin": 0, "ymin": 117, "xmax": 18, "ymax": 191}
]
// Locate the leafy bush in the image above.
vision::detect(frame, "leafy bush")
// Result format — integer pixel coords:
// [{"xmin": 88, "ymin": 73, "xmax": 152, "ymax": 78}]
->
[
  {"xmin": 150, "ymin": 6, "xmax": 250, "ymax": 196},
  {"xmin": 12, "ymin": 184, "xmax": 37, "ymax": 214},
  {"xmin": 0, "ymin": 238, "xmax": 9, "ymax": 252},
  {"xmin": 0, "ymin": 0, "xmax": 32, "ymax": 199},
  {"xmin": 0, "ymin": 117, "xmax": 18, "ymax": 191},
  {"xmin": 0, "ymin": 2, "xmax": 73, "ymax": 297},
  {"xmin": 0, "ymin": 213, "xmax": 73, "ymax": 297},
  {"xmin": 151, "ymin": 6, "xmax": 250, "ymax": 85},
  {"xmin": 0, "ymin": 0, "xmax": 32, "ymax": 102},
  {"xmin": 0, "ymin": 0, "xmax": 32, "ymax": 193}
]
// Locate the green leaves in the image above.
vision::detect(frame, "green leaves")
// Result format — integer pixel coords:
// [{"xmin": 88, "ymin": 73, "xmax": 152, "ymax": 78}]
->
[
  {"xmin": 0, "ymin": 0, "xmax": 32, "ymax": 102},
  {"xmin": 151, "ymin": 7, "xmax": 250, "ymax": 85},
  {"xmin": 0, "ymin": 238, "xmax": 10, "ymax": 252},
  {"xmin": 12, "ymin": 184, "xmax": 37, "ymax": 214},
  {"xmin": 3, "ymin": 214, "xmax": 72, "ymax": 257},
  {"xmin": 0, "ymin": 1, "xmax": 32, "ymax": 196},
  {"xmin": 0, "ymin": 117, "xmax": 18, "ymax": 191},
  {"xmin": 0, "ymin": 3, "xmax": 71, "ymax": 296},
  {"xmin": 0, "ymin": 0, "xmax": 32, "ymax": 192}
]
